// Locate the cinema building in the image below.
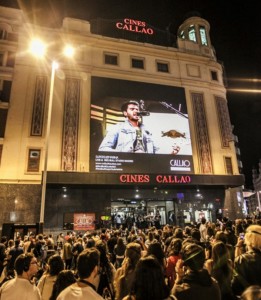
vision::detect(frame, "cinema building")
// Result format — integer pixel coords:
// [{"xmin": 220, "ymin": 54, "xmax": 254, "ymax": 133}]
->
[{"xmin": 0, "ymin": 6, "xmax": 244, "ymax": 235}]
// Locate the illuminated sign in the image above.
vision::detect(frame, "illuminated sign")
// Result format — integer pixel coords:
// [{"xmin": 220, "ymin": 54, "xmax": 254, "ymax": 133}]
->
[
  {"xmin": 73, "ymin": 213, "xmax": 95, "ymax": 231},
  {"xmin": 119, "ymin": 174, "xmax": 192, "ymax": 184},
  {"xmin": 90, "ymin": 77, "xmax": 194, "ymax": 174},
  {"xmin": 116, "ymin": 18, "xmax": 154, "ymax": 35}
]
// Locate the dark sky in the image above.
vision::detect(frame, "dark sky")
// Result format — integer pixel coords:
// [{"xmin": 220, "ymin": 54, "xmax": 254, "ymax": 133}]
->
[{"xmin": 1, "ymin": 0, "xmax": 261, "ymax": 189}]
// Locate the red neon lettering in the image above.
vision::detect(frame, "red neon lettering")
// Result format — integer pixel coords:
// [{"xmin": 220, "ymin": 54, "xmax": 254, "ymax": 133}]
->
[
  {"xmin": 156, "ymin": 175, "xmax": 191, "ymax": 184},
  {"xmin": 119, "ymin": 174, "xmax": 150, "ymax": 183},
  {"xmin": 119, "ymin": 175, "xmax": 127, "ymax": 182},
  {"xmin": 116, "ymin": 19, "xmax": 153, "ymax": 35},
  {"xmin": 116, "ymin": 22, "xmax": 123, "ymax": 29}
]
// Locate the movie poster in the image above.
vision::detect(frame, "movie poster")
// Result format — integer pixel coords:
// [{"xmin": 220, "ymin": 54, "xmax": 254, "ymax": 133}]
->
[{"xmin": 73, "ymin": 213, "xmax": 95, "ymax": 231}]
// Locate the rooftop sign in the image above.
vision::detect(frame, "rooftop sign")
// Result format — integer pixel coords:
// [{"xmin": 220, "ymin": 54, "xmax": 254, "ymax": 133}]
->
[{"xmin": 116, "ymin": 18, "xmax": 154, "ymax": 35}]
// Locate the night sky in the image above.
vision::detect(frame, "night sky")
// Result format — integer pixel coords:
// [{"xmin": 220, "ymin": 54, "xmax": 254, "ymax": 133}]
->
[{"xmin": 1, "ymin": 0, "xmax": 261, "ymax": 189}]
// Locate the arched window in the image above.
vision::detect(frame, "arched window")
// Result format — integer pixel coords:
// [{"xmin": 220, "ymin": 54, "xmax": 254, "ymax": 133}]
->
[{"xmin": 199, "ymin": 26, "xmax": 208, "ymax": 46}]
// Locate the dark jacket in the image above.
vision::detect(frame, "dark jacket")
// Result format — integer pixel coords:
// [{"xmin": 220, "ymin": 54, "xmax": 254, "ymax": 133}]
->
[
  {"xmin": 232, "ymin": 250, "xmax": 261, "ymax": 296},
  {"xmin": 172, "ymin": 269, "xmax": 221, "ymax": 300}
]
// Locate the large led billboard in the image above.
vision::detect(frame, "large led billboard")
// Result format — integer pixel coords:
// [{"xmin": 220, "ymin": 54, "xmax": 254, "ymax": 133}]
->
[{"xmin": 90, "ymin": 77, "xmax": 194, "ymax": 173}]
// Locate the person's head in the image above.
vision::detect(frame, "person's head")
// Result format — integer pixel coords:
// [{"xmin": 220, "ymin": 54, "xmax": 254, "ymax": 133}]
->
[
  {"xmin": 130, "ymin": 255, "xmax": 170, "ymax": 300},
  {"xmin": 240, "ymin": 285, "xmax": 261, "ymax": 300},
  {"xmin": 124, "ymin": 242, "xmax": 141, "ymax": 270},
  {"xmin": 181, "ymin": 243, "xmax": 205, "ymax": 271},
  {"xmin": 14, "ymin": 239, "xmax": 20, "ymax": 247},
  {"xmin": 147, "ymin": 242, "xmax": 165, "ymax": 266},
  {"xmin": 14, "ymin": 253, "xmax": 38, "ymax": 278},
  {"xmin": 244, "ymin": 225, "xmax": 261, "ymax": 251},
  {"xmin": 50, "ymin": 270, "xmax": 76, "ymax": 300},
  {"xmin": 121, "ymin": 100, "xmax": 140, "ymax": 121},
  {"xmin": 48, "ymin": 254, "xmax": 64, "ymax": 276},
  {"xmin": 168, "ymin": 238, "xmax": 182, "ymax": 256},
  {"xmin": 215, "ymin": 230, "xmax": 228, "ymax": 244},
  {"xmin": 201, "ymin": 217, "xmax": 206, "ymax": 225},
  {"xmin": 173, "ymin": 227, "xmax": 184, "ymax": 239},
  {"xmin": 211, "ymin": 241, "xmax": 229, "ymax": 263},
  {"xmin": 77, "ymin": 248, "xmax": 100, "ymax": 279},
  {"xmin": 191, "ymin": 228, "xmax": 201, "ymax": 242},
  {"xmin": 95, "ymin": 240, "xmax": 109, "ymax": 266}
]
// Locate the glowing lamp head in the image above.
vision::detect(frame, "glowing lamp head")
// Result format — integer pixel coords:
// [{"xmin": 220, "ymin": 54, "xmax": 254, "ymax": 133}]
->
[
  {"xmin": 63, "ymin": 45, "xmax": 75, "ymax": 58},
  {"xmin": 29, "ymin": 39, "xmax": 46, "ymax": 58}
]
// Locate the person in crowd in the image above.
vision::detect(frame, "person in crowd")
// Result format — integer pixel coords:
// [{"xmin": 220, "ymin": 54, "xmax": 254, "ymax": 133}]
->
[
  {"xmin": 57, "ymin": 247, "xmax": 103, "ymax": 300},
  {"xmin": 0, "ymin": 237, "xmax": 7, "ymax": 271},
  {"xmin": 214, "ymin": 230, "xmax": 235, "ymax": 261},
  {"xmin": 71, "ymin": 237, "xmax": 84, "ymax": 270},
  {"xmin": 95, "ymin": 240, "xmax": 116, "ymax": 299},
  {"xmin": 25, "ymin": 234, "xmax": 36, "ymax": 254},
  {"xmin": 62, "ymin": 237, "xmax": 73, "ymax": 270},
  {"xmin": 232, "ymin": 224, "xmax": 261, "ymax": 297},
  {"xmin": 146, "ymin": 241, "xmax": 166, "ymax": 272},
  {"xmin": 145, "ymin": 231, "xmax": 156, "ymax": 248},
  {"xmin": 114, "ymin": 237, "xmax": 126, "ymax": 269},
  {"xmin": 98, "ymin": 100, "xmax": 158, "ymax": 153},
  {"xmin": 6, "ymin": 239, "xmax": 24, "ymax": 276},
  {"xmin": 107, "ymin": 230, "xmax": 119, "ymax": 265},
  {"xmin": 37, "ymin": 254, "xmax": 64, "ymax": 300},
  {"xmin": 33, "ymin": 234, "xmax": 47, "ymax": 267},
  {"xmin": 205, "ymin": 241, "xmax": 235, "ymax": 299},
  {"xmin": 49, "ymin": 270, "xmax": 76, "ymax": 300},
  {"xmin": 240, "ymin": 285, "xmax": 261, "ymax": 300},
  {"xmin": 114, "ymin": 242, "xmax": 141, "ymax": 300},
  {"xmin": 199, "ymin": 217, "xmax": 208, "ymax": 244},
  {"xmin": 123, "ymin": 255, "xmax": 176, "ymax": 300},
  {"xmin": 171, "ymin": 243, "xmax": 221, "ymax": 300},
  {"xmin": 0, "ymin": 253, "xmax": 40, "ymax": 300},
  {"xmin": 165, "ymin": 238, "xmax": 182, "ymax": 289}
]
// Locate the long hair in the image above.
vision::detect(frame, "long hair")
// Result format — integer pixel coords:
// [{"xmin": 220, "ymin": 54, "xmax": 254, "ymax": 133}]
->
[
  {"xmin": 211, "ymin": 241, "xmax": 231, "ymax": 278},
  {"xmin": 49, "ymin": 270, "xmax": 76, "ymax": 300},
  {"xmin": 95, "ymin": 240, "xmax": 113, "ymax": 282},
  {"xmin": 130, "ymin": 255, "xmax": 170, "ymax": 300},
  {"xmin": 115, "ymin": 242, "xmax": 141, "ymax": 300}
]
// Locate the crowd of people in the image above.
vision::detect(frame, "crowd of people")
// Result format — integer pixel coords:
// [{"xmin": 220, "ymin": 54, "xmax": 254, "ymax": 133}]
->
[{"xmin": 0, "ymin": 216, "xmax": 260, "ymax": 300}]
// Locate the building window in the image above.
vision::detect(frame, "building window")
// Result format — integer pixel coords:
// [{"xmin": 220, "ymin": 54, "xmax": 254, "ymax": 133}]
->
[
  {"xmin": 104, "ymin": 53, "xmax": 118, "ymax": 65},
  {"xmin": 0, "ymin": 109, "xmax": 7, "ymax": 138},
  {"xmin": 188, "ymin": 25, "xmax": 196, "ymax": 42},
  {"xmin": 199, "ymin": 26, "xmax": 208, "ymax": 46},
  {"xmin": 27, "ymin": 149, "xmax": 41, "ymax": 172},
  {"xmin": 0, "ymin": 29, "xmax": 7, "ymax": 40},
  {"xmin": 225, "ymin": 157, "xmax": 233, "ymax": 175},
  {"xmin": 0, "ymin": 80, "xmax": 12, "ymax": 102},
  {"xmin": 131, "ymin": 58, "xmax": 144, "ymax": 69},
  {"xmin": 179, "ymin": 30, "xmax": 185, "ymax": 40},
  {"xmin": 211, "ymin": 71, "xmax": 218, "ymax": 81},
  {"xmin": 0, "ymin": 53, "xmax": 4, "ymax": 66},
  {"xmin": 157, "ymin": 61, "xmax": 169, "ymax": 73},
  {"xmin": 0, "ymin": 144, "xmax": 2, "ymax": 166},
  {"xmin": 6, "ymin": 52, "xmax": 15, "ymax": 67}
]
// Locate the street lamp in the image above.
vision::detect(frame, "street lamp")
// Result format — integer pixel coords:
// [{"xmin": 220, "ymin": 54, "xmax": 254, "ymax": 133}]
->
[{"xmin": 29, "ymin": 39, "xmax": 75, "ymax": 233}]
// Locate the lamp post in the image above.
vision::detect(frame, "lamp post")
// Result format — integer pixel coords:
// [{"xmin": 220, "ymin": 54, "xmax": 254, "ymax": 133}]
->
[
  {"xmin": 29, "ymin": 39, "xmax": 75, "ymax": 233},
  {"xmin": 39, "ymin": 60, "xmax": 57, "ymax": 233}
]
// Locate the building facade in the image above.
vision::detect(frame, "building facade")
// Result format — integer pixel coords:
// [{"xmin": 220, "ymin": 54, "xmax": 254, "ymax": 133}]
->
[{"xmin": 0, "ymin": 6, "xmax": 244, "ymax": 235}]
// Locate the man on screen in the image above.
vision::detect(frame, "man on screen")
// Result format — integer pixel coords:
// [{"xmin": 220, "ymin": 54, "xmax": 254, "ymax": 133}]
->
[{"xmin": 98, "ymin": 100, "xmax": 158, "ymax": 153}]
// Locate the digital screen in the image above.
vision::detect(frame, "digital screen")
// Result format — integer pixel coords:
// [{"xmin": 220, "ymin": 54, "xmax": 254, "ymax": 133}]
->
[{"xmin": 90, "ymin": 77, "xmax": 194, "ymax": 174}]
